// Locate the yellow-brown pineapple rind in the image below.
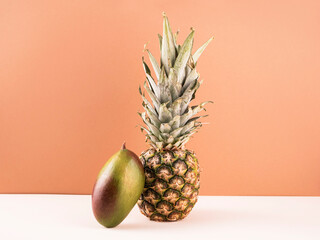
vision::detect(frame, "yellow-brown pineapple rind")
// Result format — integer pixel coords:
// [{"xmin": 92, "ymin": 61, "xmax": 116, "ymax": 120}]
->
[{"xmin": 137, "ymin": 148, "xmax": 200, "ymax": 222}]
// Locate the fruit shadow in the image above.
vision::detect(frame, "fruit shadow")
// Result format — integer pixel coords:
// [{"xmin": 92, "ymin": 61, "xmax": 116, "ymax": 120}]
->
[{"xmin": 117, "ymin": 208, "xmax": 243, "ymax": 230}]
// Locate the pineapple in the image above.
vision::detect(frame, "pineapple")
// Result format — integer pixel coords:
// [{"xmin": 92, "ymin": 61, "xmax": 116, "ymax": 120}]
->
[{"xmin": 137, "ymin": 13, "xmax": 213, "ymax": 222}]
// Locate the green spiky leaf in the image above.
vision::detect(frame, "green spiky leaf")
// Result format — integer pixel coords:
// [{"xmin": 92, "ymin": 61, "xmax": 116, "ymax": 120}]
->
[{"xmin": 139, "ymin": 14, "xmax": 213, "ymax": 149}]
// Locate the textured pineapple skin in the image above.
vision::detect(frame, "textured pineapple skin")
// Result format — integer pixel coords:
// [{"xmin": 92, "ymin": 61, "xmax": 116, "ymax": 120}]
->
[{"xmin": 137, "ymin": 148, "xmax": 200, "ymax": 222}]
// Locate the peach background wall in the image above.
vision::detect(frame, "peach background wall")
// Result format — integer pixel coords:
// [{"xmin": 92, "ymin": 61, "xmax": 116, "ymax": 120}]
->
[{"xmin": 1, "ymin": 0, "xmax": 320, "ymax": 195}]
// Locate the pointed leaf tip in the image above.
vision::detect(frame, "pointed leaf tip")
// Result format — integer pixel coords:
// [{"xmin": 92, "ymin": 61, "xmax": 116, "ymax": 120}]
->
[
  {"xmin": 161, "ymin": 12, "xmax": 176, "ymax": 74},
  {"xmin": 193, "ymin": 36, "xmax": 214, "ymax": 63},
  {"xmin": 143, "ymin": 43, "xmax": 149, "ymax": 52}
]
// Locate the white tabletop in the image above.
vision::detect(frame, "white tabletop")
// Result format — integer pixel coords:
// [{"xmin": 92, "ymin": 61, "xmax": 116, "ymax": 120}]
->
[{"xmin": 0, "ymin": 194, "xmax": 319, "ymax": 240}]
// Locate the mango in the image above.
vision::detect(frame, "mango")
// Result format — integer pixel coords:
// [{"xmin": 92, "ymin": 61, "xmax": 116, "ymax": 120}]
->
[{"xmin": 92, "ymin": 143, "xmax": 145, "ymax": 228}]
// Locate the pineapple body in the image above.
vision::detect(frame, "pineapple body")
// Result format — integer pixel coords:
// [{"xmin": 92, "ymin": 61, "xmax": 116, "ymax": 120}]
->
[{"xmin": 137, "ymin": 148, "xmax": 200, "ymax": 222}]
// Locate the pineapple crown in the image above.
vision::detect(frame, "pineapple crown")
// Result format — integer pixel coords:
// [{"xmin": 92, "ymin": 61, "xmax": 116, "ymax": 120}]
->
[{"xmin": 139, "ymin": 13, "xmax": 213, "ymax": 150}]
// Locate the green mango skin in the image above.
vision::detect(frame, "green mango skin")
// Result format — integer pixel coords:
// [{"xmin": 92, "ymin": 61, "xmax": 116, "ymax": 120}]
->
[{"xmin": 92, "ymin": 145, "xmax": 145, "ymax": 228}]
